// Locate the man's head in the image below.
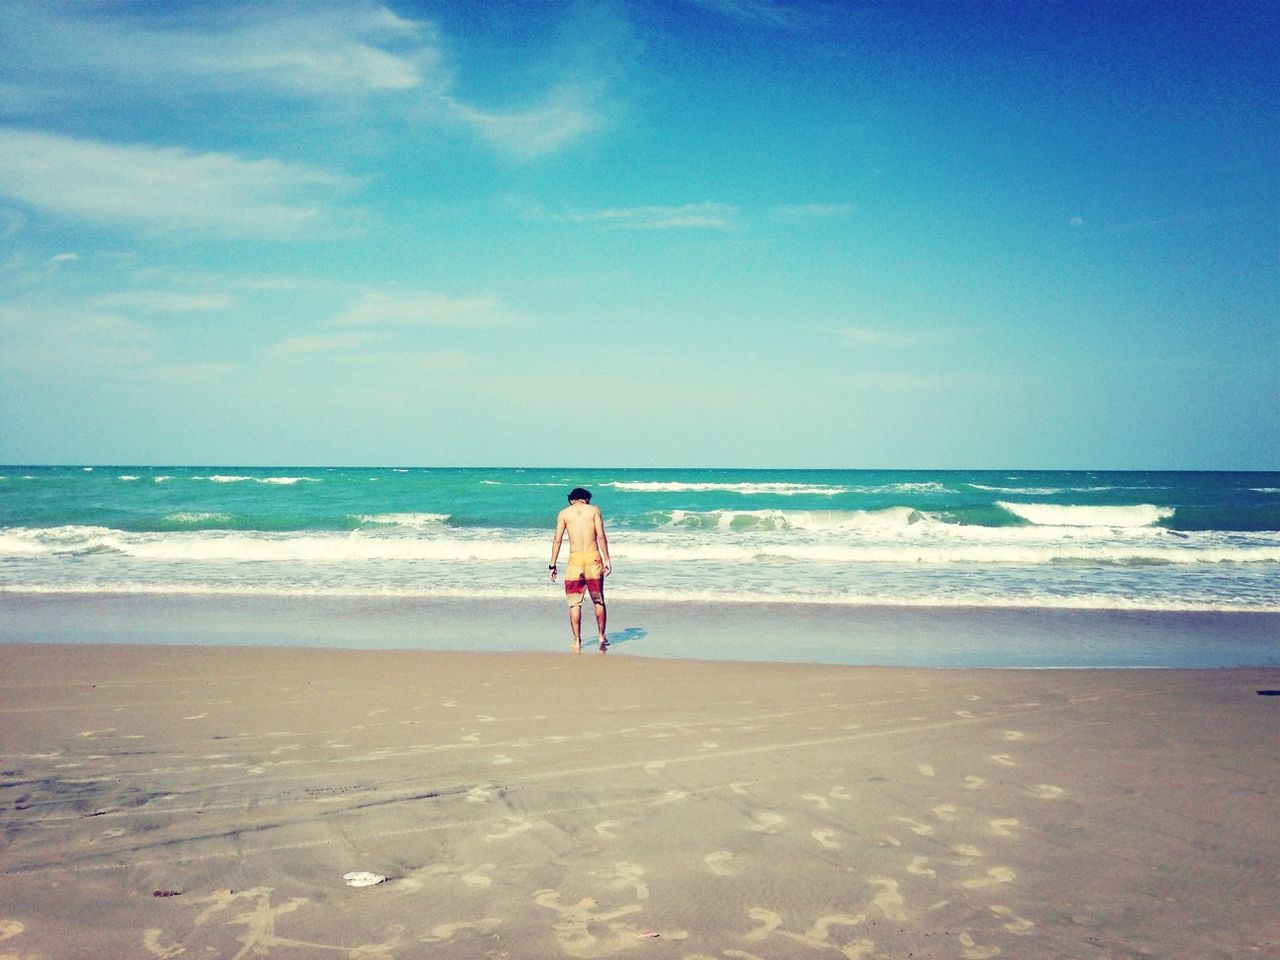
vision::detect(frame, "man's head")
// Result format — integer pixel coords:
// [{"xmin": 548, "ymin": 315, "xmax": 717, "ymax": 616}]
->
[{"xmin": 568, "ymin": 487, "xmax": 592, "ymax": 504}]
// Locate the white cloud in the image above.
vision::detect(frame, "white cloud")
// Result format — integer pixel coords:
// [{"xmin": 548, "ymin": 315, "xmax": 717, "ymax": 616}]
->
[
  {"xmin": 2, "ymin": 1, "xmax": 608, "ymax": 160},
  {"xmin": 266, "ymin": 332, "xmax": 376, "ymax": 356},
  {"xmin": 835, "ymin": 326, "xmax": 936, "ymax": 349},
  {"xmin": 0, "ymin": 128, "xmax": 361, "ymax": 238},
  {"xmin": 446, "ymin": 90, "xmax": 599, "ymax": 160},
  {"xmin": 2, "ymin": 1, "xmax": 437, "ymax": 100},
  {"xmin": 771, "ymin": 203, "xmax": 854, "ymax": 221},
  {"xmin": 560, "ymin": 203, "xmax": 736, "ymax": 230},
  {"xmin": 95, "ymin": 291, "xmax": 236, "ymax": 312},
  {"xmin": 333, "ymin": 291, "xmax": 519, "ymax": 327},
  {"xmin": 684, "ymin": 0, "xmax": 810, "ymax": 28}
]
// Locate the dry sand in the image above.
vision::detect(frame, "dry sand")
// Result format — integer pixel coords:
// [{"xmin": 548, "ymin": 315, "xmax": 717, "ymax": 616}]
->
[{"xmin": 1, "ymin": 643, "xmax": 1277, "ymax": 959}]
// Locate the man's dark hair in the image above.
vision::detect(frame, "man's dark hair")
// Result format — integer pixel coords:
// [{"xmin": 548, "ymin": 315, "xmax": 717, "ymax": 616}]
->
[{"xmin": 568, "ymin": 487, "xmax": 592, "ymax": 503}]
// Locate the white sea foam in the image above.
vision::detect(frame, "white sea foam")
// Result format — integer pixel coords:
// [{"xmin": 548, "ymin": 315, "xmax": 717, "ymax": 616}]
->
[
  {"xmin": 1, "ymin": 581, "xmax": 1274, "ymax": 613},
  {"xmin": 607, "ymin": 480, "xmax": 848, "ymax": 495},
  {"xmin": 1252, "ymin": 487, "xmax": 1280, "ymax": 494},
  {"xmin": 164, "ymin": 512, "xmax": 235, "ymax": 526},
  {"xmin": 118, "ymin": 475, "xmax": 140, "ymax": 481},
  {"xmin": 154, "ymin": 476, "xmax": 173, "ymax": 483},
  {"xmin": 997, "ymin": 502, "xmax": 1173, "ymax": 528},
  {"xmin": 198, "ymin": 475, "xmax": 320, "ymax": 485},
  {"xmin": 355, "ymin": 513, "xmax": 451, "ymax": 527}
]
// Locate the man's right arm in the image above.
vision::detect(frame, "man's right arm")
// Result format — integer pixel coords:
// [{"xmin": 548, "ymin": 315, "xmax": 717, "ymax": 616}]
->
[{"xmin": 550, "ymin": 513, "xmax": 566, "ymax": 581}]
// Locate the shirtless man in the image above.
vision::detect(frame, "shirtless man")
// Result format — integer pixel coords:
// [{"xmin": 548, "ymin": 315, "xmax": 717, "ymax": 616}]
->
[{"xmin": 549, "ymin": 487, "xmax": 612, "ymax": 653}]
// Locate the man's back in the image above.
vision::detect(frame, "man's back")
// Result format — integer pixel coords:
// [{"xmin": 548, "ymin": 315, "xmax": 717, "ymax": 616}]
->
[{"xmin": 559, "ymin": 502, "xmax": 603, "ymax": 553}]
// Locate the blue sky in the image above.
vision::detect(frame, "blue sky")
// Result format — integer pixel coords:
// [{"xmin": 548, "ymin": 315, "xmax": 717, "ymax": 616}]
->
[{"xmin": 0, "ymin": 0, "xmax": 1275, "ymax": 469}]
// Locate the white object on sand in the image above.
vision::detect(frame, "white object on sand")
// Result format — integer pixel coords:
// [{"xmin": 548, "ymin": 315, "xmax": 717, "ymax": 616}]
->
[{"xmin": 343, "ymin": 871, "xmax": 386, "ymax": 887}]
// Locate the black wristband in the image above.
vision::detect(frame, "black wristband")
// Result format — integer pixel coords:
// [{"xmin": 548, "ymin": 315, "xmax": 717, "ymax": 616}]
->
[{"xmin": 548, "ymin": 564, "xmax": 557, "ymax": 570}]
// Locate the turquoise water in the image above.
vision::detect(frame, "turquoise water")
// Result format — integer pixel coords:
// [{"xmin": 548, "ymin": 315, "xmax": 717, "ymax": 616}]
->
[{"xmin": 1, "ymin": 466, "xmax": 1278, "ymax": 611}]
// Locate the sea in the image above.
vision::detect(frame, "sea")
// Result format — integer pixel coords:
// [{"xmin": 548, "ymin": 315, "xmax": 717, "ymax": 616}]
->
[{"xmin": 2, "ymin": 466, "xmax": 1277, "ymax": 614}]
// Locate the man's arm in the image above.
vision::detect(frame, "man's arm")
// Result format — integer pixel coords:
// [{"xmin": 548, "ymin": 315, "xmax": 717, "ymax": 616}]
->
[
  {"xmin": 594, "ymin": 507, "xmax": 611, "ymax": 575},
  {"xmin": 550, "ymin": 513, "xmax": 566, "ymax": 581}
]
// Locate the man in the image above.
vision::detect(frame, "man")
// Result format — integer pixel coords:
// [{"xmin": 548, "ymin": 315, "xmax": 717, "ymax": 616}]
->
[{"xmin": 549, "ymin": 487, "xmax": 612, "ymax": 653}]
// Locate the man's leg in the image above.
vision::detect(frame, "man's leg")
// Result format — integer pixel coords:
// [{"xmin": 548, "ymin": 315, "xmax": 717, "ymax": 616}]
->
[
  {"xmin": 568, "ymin": 604, "xmax": 583, "ymax": 652},
  {"xmin": 566, "ymin": 580, "xmax": 586, "ymax": 652},
  {"xmin": 592, "ymin": 599, "xmax": 607, "ymax": 652},
  {"xmin": 586, "ymin": 579, "xmax": 607, "ymax": 652}
]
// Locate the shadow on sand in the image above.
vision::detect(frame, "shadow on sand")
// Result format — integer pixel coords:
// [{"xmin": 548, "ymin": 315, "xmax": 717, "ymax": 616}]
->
[{"xmin": 605, "ymin": 627, "xmax": 648, "ymax": 649}]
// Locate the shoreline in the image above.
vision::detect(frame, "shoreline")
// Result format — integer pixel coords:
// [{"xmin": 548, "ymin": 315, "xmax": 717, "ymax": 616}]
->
[
  {"xmin": 1, "ymin": 590, "xmax": 1277, "ymax": 668},
  {"xmin": 1, "ymin": 644, "xmax": 1276, "ymax": 958}
]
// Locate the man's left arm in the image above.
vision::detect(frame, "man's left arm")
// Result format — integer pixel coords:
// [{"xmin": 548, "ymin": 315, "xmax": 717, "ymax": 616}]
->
[{"xmin": 594, "ymin": 508, "xmax": 611, "ymax": 576}]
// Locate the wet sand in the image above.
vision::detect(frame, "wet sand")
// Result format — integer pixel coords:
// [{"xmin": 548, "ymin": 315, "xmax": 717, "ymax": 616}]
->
[{"xmin": 1, "ymin": 643, "xmax": 1277, "ymax": 959}]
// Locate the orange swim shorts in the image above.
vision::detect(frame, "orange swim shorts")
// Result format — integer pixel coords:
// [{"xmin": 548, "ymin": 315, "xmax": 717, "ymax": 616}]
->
[{"xmin": 564, "ymin": 550, "xmax": 605, "ymax": 607}]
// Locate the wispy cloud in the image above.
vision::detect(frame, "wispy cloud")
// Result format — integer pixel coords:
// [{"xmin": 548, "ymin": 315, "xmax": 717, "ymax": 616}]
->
[
  {"xmin": 0, "ymin": 128, "xmax": 362, "ymax": 238},
  {"xmin": 266, "ymin": 332, "xmax": 376, "ymax": 357},
  {"xmin": 559, "ymin": 203, "xmax": 737, "ymax": 230},
  {"xmin": 771, "ymin": 203, "xmax": 854, "ymax": 222},
  {"xmin": 333, "ymin": 290, "xmax": 520, "ymax": 327},
  {"xmin": 94, "ymin": 291, "xmax": 237, "ymax": 313},
  {"xmin": 1, "ymin": 1, "xmax": 437, "ymax": 100},
  {"xmin": 1, "ymin": 1, "xmax": 611, "ymax": 160},
  {"xmin": 445, "ymin": 90, "xmax": 600, "ymax": 160},
  {"xmin": 834, "ymin": 326, "xmax": 937, "ymax": 349},
  {"xmin": 684, "ymin": 0, "xmax": 811, "ymax": 29}
]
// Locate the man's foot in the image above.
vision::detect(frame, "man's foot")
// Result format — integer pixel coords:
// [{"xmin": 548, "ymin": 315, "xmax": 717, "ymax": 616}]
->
[
  {"xmin": 571, "ymin": 637, "xmax": 583, "ymax": 654},
  {"xmin": 598, "ymin": 638, "xmax": 609, "ymax": 654}
]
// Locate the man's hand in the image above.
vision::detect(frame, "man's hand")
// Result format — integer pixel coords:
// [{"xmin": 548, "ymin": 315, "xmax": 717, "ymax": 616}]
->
[
  {"xmin": 549, "ymin": 565, "xmax": 558, "ymax": 583},
  {"xmin": 603, "ymin": 559, "xmax": 612, "ymax": 577}
]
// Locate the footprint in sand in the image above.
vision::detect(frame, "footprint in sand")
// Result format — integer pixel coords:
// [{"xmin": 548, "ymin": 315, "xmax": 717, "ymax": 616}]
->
[
  {"xmin": 484, "ymin": 817, "xmax": 533, "ymax": 842},
  {"xmin": 462, "ymin": 865, "xmax": 495, "ymax": 889},
  {"xmin": 959, "ymin": 930, "xmax": 1002, "ymax": 959},
  {"xmin": 143, "ymin": 928, "xmax": 184, "ymax": 958},
  {"xmin": 419, "ymin": 918, "xmax": 502, "ymax": 944},
  {"xmin": 491, "ymin": 753, "xmax": 514, "ymax": 765},
  {"xmin": 0, "ymin": 920, "xmax": 24, "ymax": 941},
  {"xmin": 594, "ymin": 820, "xmax": 621, "ymax": 840},
  {"xmin": 704, "ymin": 850, "xmax": 736, "ymax": 876},
  {"xmin": 728, "ymin": 781, "xmax": 751, "ymax": 796},
  {"xmin": 701, "ymin": 741, "xmax": 720, "ymax": 750},
  {"xmin": 989, "ymin": 754, "xmax": 1017, "ymax": 767},
  {"xmin": 951, "ymin": 844, "xmax": 983, "ymax": 862},
  {"xmin": 931, "ymin": 804, "xmax": 957, "ymax": 822},
  {"xmin": 917, "ymin": 764, "xmax": 935, "ymax": 777},
  {"xmin": 965, "ymin": 694, "xmax": 982, "ymax": 701},
  {"xmin": 961, "ymin": 867, "xmax": 1016, "ymax": 890},
  {"xmin": 461, "ymin": 733, "xmax": 481, "ymax": 743},
  {"xmin": 906, "ymin": 856, "xmax": 936, "ymax": 878},
  {"xmin": 811, "ymin": 829, "xmax": 841, "ymax": 850},
  {"xmin": 1028, "ymin": 784, "xmax": 1064, "ymax": 799},
  {"xmin": 868, "ymin": 877, "xmax": 906, "ymax": 921},
  {"xmin": 1001, "ymin": 730, "xmax": 1024, "ymax": 741},
  {"xmin": 955, "ymin": 710, "xmax": 975, "ymax": 719},
  {"xmin": 183, "ymin": 713, "xmax": 207, "ymax": 720},
  {"xmin": 989, "ymin": 818, "xmax": 1020, "ymax": 837},
  {"xmin": 801, "ymin": 793, "xmax": 831, "ymax": 810},
  {"xmin": 963, "ymin": 775, "xmax": 987, "ymax": 790},
  {"xmin": 895, "ymin": 816, "xmax": 934, "ymax": 836},
  {"xmin": 829, "ymin": 786, "xmax": 852, "ymax": 800},
  {"xmin": 751, "ymin": 812, "xmax": 785, "ymax": 834},
  {"xmin": 651, "ymin": 789, "xmax": 688, "ymax": 806},
  {"xmin": 590, "ymin": 861, "xmax": 649, "ymax": 900},
  {"xmin": 466, "ymin": 786, "xmax": 492, "ymax": 804},
  {"xmin": 990, "ymin": 905, "xmax": 1035, "ymax": 934}
]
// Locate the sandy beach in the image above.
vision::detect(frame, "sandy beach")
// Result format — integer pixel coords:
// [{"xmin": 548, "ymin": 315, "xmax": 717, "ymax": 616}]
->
[{"xmin": 1, "ymin": 642, "xmax": 1277, "ymax": 959}]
